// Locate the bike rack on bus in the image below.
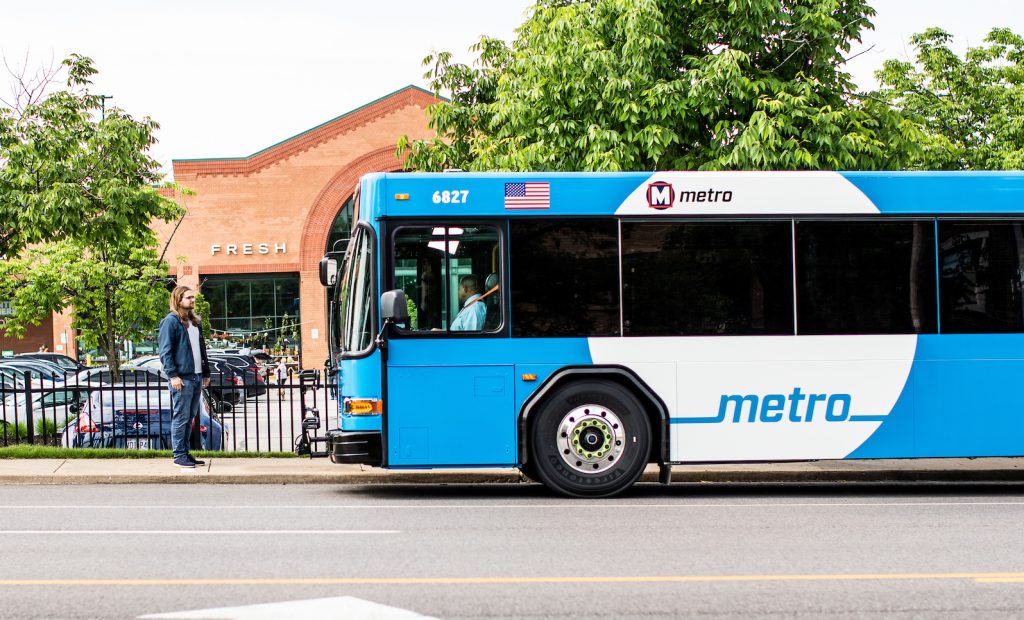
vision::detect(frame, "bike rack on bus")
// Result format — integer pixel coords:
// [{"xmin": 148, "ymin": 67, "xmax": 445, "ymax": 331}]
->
[{"xmin": 294, "ymin": 369, "xmax": 327, "ymax": 457}]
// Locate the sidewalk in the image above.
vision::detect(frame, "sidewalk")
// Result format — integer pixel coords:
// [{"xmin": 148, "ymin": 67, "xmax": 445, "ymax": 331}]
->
[{"xmin": 2, "ymin": 457, "xmax": 1024, "ymax": 485}]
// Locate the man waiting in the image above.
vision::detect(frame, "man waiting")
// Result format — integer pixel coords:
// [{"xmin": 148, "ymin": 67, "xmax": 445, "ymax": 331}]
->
[
  {"xmin": 450, "ymin": 275, "xmax": 487, "ymax": 331},
  {"xmin": 158, "ymin": 286, "xmax": 211, "ymax": 469}
]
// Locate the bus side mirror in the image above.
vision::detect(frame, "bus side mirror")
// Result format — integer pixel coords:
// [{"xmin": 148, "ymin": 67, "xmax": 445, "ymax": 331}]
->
[
  {"xmin": 319, "ymin": 256, "xmax": 338, "ymax": 286},
  {"xmin": 380, "ymin": 289, "xmax": 410, "ymax": 325}
]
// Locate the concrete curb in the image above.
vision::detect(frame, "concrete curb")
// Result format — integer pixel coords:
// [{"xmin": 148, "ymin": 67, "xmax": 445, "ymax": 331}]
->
[
  {"xmin": 2, "ymin": 458, "xmax": 1024, "ymax": 485},
  {"xmin": 0, "ymin": 472, "xmax": 528, "ymax": 485}
]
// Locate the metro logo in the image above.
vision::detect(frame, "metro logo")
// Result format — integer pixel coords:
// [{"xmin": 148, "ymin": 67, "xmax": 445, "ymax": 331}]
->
[
  {"xmin": 720, "ymin": 388, "xmax": 851, "ymax": 423},
  {"xmin": 646, "ymin": 181, "xmax": 674, "ymax": 209},
  {"xmin": 645, "ymin": 180, "xmax": 735, "ymax": 209},
  {"xmin": 674, "ymin": 387, "xmax": 886, "ymax": 425}
]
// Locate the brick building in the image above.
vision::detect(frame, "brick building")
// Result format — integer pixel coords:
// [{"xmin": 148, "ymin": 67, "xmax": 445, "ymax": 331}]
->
[{"xmin": 0, "ymin": 86, "xmax": 438, "ymax": 366}]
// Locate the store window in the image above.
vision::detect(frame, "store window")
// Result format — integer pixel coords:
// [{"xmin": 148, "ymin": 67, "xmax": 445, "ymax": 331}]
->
[
  {"xmin": 326, "ymin": 194, "xmax": 355, "ymax": 256},
  {"xmin": 201, "ymin": 274, "xmax": 301, "ymax": 354}
]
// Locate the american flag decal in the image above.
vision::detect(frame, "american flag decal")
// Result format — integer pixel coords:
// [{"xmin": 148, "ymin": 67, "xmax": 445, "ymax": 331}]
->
[{"xmin": 504, "ymin": 182, "xmax": 550, "ymax": 209}]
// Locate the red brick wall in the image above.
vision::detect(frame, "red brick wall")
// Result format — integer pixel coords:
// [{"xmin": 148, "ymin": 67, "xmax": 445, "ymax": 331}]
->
[
  {"xmin": 0, "ymin": 315, "xmax": 54, "ymax": 355},
  {"xmin": 157, "ymin": 86, "xmax": 439, "ymax": 368}
]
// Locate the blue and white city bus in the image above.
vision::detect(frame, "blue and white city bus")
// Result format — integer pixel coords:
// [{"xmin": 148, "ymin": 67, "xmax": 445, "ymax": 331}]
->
[{"xmin": 314, "ymin": 170, "xmax": 1024, "ymax": 497}]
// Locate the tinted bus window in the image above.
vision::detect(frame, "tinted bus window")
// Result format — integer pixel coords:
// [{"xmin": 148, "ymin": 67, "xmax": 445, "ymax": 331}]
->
[
  {"xmin": 510, "ymin": 219, "xmax": 619, "ymax": 337},
  {"xmin": 796, "ymin": 221, "xmax": 937, "ymax": 335},
  {"xmin": 939, "ymin": 221, "xmax": 1024, "ymax": 333},
  {"xmin": 622, "ymin": 222, "xmax": 794, "ymax": 336}
]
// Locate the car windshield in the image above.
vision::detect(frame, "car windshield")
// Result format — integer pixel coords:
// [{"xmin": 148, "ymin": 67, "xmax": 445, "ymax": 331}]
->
[
  {"xmin": 1, "ymin": 363, "xmax": 62, "ymax": 378},
  {"xmin": 0, "ymin": 369, "xmax": 25, "ymax": 387},
  {"xmin": 31, "ymin": 355, "xmax": 78, "ymax": 370}
]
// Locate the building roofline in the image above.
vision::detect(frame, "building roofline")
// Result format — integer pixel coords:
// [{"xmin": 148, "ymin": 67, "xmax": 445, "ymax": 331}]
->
[{"xmin": 172, "ymin": 85, "xmax": 440, "ymax": 177}]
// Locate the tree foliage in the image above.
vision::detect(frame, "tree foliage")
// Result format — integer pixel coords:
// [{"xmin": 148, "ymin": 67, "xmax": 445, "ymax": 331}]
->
[
  {"xmin": 0, "ymin": 55, "xmax": 180, "ymax": 258},
  {"xmin": 0, "ymin": 241, "xmax": 171, "ymax": 375},
  {"xmin": 873, "ymin": 27, "xmax": 1024, "ymax": 170},
  {"xmin": 0, "ymin": 55, "xmax": 184, "ymax": 375},
  {"xmin": 399, "ymin": 0, "xmax": 918, "ymax": 172}
]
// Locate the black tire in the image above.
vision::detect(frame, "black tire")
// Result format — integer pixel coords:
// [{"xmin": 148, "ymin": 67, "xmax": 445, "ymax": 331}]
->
[
  {"xmin": 529, "ymin": 380, "xmax": 651, "ymax": 498},
  {"xmin": 518, "ymin": 458, "xmax": 542, "ymax": 483}
]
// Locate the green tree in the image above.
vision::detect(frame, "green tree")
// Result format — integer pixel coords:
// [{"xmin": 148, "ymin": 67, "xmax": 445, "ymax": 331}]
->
[
  {"xmin": 0, "ymin": 55, "xmax": 180, "ymax": 257},
  {"xmin": 399, "ymin": 0, "xmax": 918, "ymax": 172},
  {"xmin": 0, "ymin": 55, "xmax": 184, "ymax": 376},
  {"xmin": 1, "ymin": 241, "xmax": 174, "ymax": 377},
  {"xmin": 873, "ymin": 27, "xmax": 1024, "ymax": 170},
  {"xmin": 194, "ymin": 292, "xmax": 212, "ymax": 341}
]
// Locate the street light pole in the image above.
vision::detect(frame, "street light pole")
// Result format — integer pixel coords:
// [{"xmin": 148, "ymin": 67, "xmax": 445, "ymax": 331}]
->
[{"xmin": 99, "ymin": 95, "xmax": 113, "ymax": 120}]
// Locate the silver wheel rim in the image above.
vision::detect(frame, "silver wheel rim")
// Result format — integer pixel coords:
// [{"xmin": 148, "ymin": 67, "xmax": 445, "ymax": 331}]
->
[{"xmin": 556, "ymin": 404, "xmax": 626, "ymax": 475}]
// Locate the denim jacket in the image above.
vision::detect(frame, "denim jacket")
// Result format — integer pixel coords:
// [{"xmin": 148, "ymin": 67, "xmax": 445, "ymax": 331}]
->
[{"xmin": 158, "ymin": 312, "xmax": 210, "ymax": 379}]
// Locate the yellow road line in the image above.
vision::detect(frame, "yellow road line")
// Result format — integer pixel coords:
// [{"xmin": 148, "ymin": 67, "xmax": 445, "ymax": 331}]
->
[{"xmin": 2, "ymin": 573, "xmax": 1024, "ymax": 587}]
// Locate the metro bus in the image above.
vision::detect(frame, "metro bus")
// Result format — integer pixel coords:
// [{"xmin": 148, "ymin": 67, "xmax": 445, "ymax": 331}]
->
[{"xmin": 313, "ymin": 171, "xmax": 1024, "ymax": 497}]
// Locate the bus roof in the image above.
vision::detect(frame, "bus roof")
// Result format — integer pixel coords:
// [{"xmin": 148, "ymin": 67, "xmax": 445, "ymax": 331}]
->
[{"xmin": 358, "ymin": 170, "xmax": 1024, "ymax": 219}]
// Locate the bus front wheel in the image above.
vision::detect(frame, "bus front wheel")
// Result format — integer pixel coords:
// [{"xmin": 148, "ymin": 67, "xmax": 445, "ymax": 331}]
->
[{"xmin": 529, "ymin": 380, "xmax": 651, "ymax": 498}]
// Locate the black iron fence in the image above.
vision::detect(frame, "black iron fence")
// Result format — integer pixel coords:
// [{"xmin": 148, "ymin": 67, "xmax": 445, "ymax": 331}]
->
[{"xmin": 0, "ymin": 366, "xmax": 336, "ymax": 452}]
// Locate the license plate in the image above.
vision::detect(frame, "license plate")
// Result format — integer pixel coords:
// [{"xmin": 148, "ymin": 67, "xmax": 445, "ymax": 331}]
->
[{"xmin": 127, "ymin": 438, "xmax": 151, "ymax": 450}]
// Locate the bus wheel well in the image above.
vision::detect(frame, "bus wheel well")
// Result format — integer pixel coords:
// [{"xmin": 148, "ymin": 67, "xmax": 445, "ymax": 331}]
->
[{"xmin": 518, "ymin": 366, "xmax": 669, "ymax": 470}]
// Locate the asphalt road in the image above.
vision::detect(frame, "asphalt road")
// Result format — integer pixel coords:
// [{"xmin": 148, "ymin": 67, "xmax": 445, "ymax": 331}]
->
[{"xmin": 2, "ymin": 483, "xmax": 1024, "ymax": 619}]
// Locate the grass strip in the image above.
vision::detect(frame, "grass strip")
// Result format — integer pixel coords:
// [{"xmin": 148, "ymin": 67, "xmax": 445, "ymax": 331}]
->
[{"xmin": 0, "ymin": 445, "xmax": 298, "ymax": 459}]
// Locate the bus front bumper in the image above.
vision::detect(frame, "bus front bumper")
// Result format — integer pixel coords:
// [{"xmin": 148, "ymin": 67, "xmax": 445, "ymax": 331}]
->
[{"xmin": 326, "ymin": 430, "xmax": 382, "ymax": 466}]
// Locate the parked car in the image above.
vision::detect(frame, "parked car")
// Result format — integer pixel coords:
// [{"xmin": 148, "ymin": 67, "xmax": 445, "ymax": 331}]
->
[
  {"xmin": 131, "ymin": 357, "xmax": 245, "ymax": 405},
  {"xmin": 0, "ymin": 359, "xmax": 67, "ymax": 383},
  {"xmin": 61, "ymin": 388, "xmax": 228, "ymax": 451},
  {"xmin": 207, "ymin": 353, "xmax": 268, "ymax": 397},
  {"xmin": 1, "ymin": 386, "xmax": 89, "ymax": 429},
  {"xmin": 0, "ymin": 367, "xmax": 63, "ymax": 395},
  {"xmin": 213, "ymin": 347, "xmax": 272, "ymax": 361},
  {"xmin": 71, "ymin": 366, "xmax": 167, "ymax": 387},
  {"xmin": 15, "ymin": 352, "xmax": 86, "ymax": 372},
  {"xmin": 0, "ymin": 367, "xmax": 27, "ymax": 392}
]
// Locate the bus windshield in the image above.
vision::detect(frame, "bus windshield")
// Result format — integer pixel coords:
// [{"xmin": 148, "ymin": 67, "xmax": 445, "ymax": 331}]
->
[{"xmin": 336, "ymin": 227, "xmax": 374, "ymax": 356}]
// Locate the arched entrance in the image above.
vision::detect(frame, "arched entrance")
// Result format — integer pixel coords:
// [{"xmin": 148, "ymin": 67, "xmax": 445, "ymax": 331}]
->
[{"xmin": 298, "ymin": 146, "xmax": 404, "ymax": 367}]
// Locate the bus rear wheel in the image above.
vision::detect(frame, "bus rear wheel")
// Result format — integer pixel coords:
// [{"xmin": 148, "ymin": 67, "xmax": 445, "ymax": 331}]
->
[{"xmin": 529, "ymin": 380, "xmax": 651, "ymax": 498}]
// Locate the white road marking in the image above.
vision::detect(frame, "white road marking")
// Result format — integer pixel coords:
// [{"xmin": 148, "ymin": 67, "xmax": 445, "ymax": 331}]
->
[
  {"xmin": 3, "ymin": 573, "xmax": 1024, "ymax": 588},
  {"xmin": 2, "ymin": 501, "xmax": 1024, "ymax": 509},
  {"xmin": 138, "ymin": 596, "xmax": 437, "ymax": 619},
  {"xmin": 0, "ymin": 530, "xmax": 398, "ymax": 535}
]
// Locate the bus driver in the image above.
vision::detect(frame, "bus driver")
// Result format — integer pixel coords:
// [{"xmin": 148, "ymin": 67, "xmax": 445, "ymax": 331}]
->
[{"xmin": 450, "ymin": 275, "xmax": 487, "ymax": 331}]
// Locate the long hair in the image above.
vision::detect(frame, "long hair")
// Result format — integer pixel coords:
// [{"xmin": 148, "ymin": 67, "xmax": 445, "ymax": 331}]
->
[{"xmin": 170, "ymin": 286, "xmax": 201, "ymax": 327}]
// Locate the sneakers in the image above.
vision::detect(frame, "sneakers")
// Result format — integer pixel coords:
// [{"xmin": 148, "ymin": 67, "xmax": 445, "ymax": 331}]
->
[
  {"xmin": 187, "ymin": 454, "xmax": 205, "ymax": 466},
  {"xmin": 173, "ymin": 455, "xmax": 195, "ymax": 468}
]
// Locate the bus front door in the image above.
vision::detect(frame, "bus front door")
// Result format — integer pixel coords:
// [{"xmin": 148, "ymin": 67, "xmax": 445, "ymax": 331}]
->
[{"xmin": 386, "ymin": 346, "xmax": 515, "ymax": 467}]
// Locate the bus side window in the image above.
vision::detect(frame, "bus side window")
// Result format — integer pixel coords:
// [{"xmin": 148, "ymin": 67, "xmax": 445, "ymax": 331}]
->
[{"xmin": 392, "ymin": 225, "xmax": 501, "ymax": 333}]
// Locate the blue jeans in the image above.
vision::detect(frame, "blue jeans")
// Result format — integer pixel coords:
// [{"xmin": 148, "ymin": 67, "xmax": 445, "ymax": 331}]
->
[{"xmin": 170, "ymin": 375, "xmax": 202, "ymax": 458}]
